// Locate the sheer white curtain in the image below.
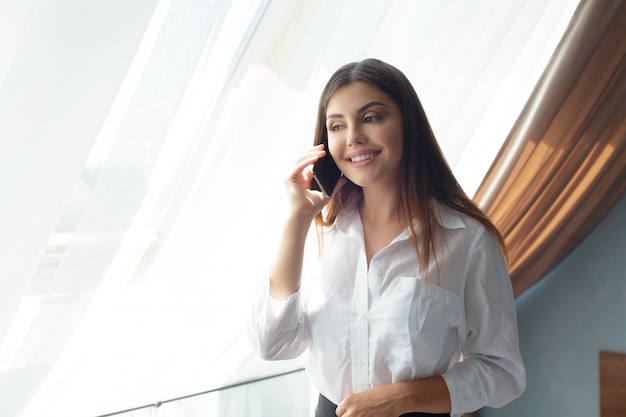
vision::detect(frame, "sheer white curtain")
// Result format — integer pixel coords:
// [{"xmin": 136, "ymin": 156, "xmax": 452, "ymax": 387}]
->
[{"xmin": 0, "ymin": 0, "xmax": 578, "ymax": 416}]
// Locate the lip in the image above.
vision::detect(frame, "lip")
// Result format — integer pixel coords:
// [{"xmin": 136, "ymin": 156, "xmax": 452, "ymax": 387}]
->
[{"xmin": 345, "ymin": 150, "xmax": 381, "ymax": 167}]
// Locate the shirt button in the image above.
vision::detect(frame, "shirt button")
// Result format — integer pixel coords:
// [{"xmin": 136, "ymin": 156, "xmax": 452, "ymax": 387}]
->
[
  {"xmin": 356, "ymin": 312, "xmax": 365, "ymax": 320},
  {"xmin": 356, "ymin": 359, "xmax": 364, "ymax": 367}
]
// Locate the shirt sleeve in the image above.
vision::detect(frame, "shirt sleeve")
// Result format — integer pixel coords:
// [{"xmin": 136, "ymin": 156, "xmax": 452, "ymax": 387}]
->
[
  {"xmin": 246, "ymin": 274, "xmax": 309, "ymax": 361},
  {"xmin": 442, "ymin": 227, "xmax": 526, "ymax": 416}
]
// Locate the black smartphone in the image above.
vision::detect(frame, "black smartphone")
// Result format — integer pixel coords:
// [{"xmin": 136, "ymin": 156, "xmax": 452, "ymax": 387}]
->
[{"xmin": 312, "ymin": 145, "xmax": 342, "ymax": 197}]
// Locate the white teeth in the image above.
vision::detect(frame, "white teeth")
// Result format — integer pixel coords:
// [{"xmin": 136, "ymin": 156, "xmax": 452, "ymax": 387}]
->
[{"xmin": 351, "ymin": 153, "xmax": 376, "ymax": 163}]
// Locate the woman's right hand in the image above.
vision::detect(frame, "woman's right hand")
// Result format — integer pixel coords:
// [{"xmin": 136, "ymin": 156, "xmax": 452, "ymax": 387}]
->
[{"xmin": 284, "ymin": 144, "xmax": 342, "ymax": 219}]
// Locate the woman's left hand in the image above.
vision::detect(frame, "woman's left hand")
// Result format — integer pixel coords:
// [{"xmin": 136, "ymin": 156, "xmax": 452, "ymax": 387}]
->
[
  {"xmin": 335, "ymin": 385, "xmax": 399, "ymax": 417},
  {"xmin": 335, "ymin": 377, "xmax": 450, "ymax": 417}
]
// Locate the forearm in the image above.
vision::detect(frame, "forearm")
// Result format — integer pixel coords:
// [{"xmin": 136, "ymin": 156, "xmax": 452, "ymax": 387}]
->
[
  {"xmin": 269, "ymin": 213, "xmax": 313, "ymax": 300},
  {"xmin": 392, "ymin": 376, "xmax": 451, "ymax": 414},
  {"xmin": 337, "ymin": 376, "xmax": 451, "ymax": 416}
]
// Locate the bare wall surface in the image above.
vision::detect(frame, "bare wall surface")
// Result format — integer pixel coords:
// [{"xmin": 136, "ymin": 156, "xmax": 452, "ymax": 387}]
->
[{"xmin": 478, "ymin": 194, "xmax": 626, "ymax": 416}]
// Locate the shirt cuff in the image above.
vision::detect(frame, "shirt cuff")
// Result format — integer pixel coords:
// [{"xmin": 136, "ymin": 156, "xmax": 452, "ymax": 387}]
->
[
  {"xmin": 441, "ymin": 360, "xmax": 487, "ymax": 416},
  {"xmin": 253, "ymin": 276, "xmax": 302, "ymax": 331},
  {"xmin": 268, "ymin": 289, "xmax": 299, "ymax": 319}
]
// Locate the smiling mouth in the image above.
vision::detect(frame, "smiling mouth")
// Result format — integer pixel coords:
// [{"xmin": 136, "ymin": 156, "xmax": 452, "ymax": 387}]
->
[{"xmin": 350, "ymin": 152, "xmax": 379, "ymax": 163}]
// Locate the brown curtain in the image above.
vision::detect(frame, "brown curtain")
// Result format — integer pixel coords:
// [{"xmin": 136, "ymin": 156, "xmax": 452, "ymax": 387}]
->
[{"xmin": 474, "ymin": 0, "xmax": 626, "ymax": 297}]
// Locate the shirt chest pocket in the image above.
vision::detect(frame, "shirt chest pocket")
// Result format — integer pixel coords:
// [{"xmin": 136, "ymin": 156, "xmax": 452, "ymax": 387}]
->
[{"xmin": 369, "ymin": 277, "xmax": 463, "ymax": 374}]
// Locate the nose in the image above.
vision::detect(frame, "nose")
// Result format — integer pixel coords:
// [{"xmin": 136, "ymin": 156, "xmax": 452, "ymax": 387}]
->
[{"xmin": 346, "ymin": 124, "xmax": 366, "ymax": 146}]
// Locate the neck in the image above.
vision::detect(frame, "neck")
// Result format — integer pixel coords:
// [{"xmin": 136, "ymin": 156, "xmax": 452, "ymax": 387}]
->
[{"xmin": 359, "ymin": 184, "xmax": 404, "ymax": 226}]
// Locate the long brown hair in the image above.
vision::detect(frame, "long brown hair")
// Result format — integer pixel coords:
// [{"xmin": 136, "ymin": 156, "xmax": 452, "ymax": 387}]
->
[{"xmin": 313, "ymin": 58, "xmax": 507, "ymax": 269}]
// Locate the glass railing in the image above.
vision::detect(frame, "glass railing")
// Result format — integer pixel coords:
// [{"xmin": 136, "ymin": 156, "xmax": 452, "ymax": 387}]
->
[{"xmin": 95, "ymin": 368, "xmax": 311, "ymax": 417}]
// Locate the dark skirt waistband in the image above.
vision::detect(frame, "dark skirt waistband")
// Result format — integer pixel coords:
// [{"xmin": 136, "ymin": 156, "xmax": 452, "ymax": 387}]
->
[{"xmin": 315, "ymin": 394, "xmax": 451, "ymax": 417}]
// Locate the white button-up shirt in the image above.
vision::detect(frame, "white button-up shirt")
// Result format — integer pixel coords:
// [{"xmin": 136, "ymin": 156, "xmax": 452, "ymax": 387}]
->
[{"xmin": 248, "ymin": 202, "xmax": 525, "ymax": 416}]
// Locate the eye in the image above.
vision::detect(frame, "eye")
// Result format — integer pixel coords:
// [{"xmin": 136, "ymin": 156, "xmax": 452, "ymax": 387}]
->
[
  {"xmin": 327, "ymin": 123, "xmax": 344, "ymax": 132},
  {"xmin": 363, "ymin": 113, "xmax": 380, "ymax": 123}
]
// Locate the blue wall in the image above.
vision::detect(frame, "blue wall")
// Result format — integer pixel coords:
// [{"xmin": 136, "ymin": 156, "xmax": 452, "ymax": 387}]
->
[{"xmin": 478, "ymin": 194, "xmax": 626, "ymax": 416}]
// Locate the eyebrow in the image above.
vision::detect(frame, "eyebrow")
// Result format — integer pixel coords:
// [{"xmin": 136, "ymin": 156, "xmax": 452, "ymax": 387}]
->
[{"xmin": 326, "ymin": 100, "xmax": 388, "ymax": 120}]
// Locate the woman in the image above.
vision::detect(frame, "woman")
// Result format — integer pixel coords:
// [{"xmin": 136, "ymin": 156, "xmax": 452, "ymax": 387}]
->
[{"xmin": 248, "ymin": 59, "xmax": 525, "ymax": 417}]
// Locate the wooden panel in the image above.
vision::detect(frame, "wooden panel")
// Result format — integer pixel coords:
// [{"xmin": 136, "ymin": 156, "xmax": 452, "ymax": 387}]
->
[{"xmin": 600, "ymin": 351, "xmax": 626, "ymax": 417}]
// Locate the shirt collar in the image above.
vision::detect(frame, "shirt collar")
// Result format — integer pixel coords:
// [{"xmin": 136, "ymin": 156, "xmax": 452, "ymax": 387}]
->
[
  {"xmin": 331, "ymin": 199, "xmax": 466, "ymax": 239},
  {"xmin": 332, "ymin": 200, "xmax": 362, "ymax": 237},
  {"xmin": 432, "ymin": 202, "xmax": 466, "ymax": 230}
]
